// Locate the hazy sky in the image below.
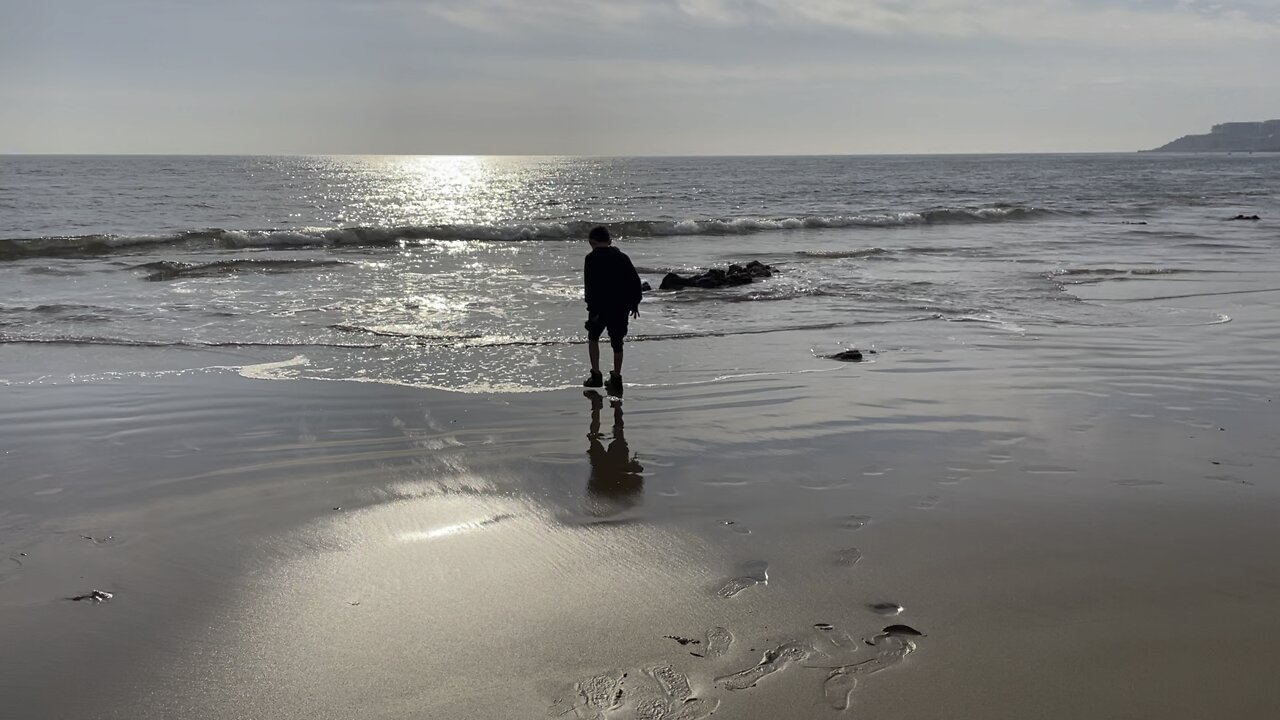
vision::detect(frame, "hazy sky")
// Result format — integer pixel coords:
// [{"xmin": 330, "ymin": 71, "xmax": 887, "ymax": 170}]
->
[{"xmin": 1, "ymin": 0, "xmax": 1277, "ymax": 154}]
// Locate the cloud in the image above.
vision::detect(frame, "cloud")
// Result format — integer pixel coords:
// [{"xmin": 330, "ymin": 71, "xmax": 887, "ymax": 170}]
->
[
  {"xmin": 409, "ymin": 0, "xmax": 1280, "ymax": 46},
  {"xmin": 2, "ymin": 0, "xmax": 1276, "ymax": 153}
]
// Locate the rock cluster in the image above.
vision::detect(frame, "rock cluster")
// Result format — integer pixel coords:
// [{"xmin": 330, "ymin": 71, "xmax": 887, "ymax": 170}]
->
[{"xmin": 659, "ymin": 261, "xmax": 773, "ymax": 290}]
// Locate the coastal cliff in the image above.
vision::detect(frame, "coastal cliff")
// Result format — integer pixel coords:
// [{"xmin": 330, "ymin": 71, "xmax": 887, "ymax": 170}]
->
[{"xmin": 1147, "ymin": 120, "xmax": 1280, "ymax": 152}]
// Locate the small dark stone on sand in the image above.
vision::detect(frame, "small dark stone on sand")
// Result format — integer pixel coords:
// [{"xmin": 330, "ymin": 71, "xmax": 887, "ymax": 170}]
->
[
  {"xmin": 333, "ymin": 506, "xmax": 342, "ymax": 511},
  {"xmin": 828, "ymin": 349, "xmax": 864, "ymax": 362},
  {"xmin": 882, "ymin": 624, "xmax": 924, "ymax": 637},
  {"xmin": 69, "ymin": 590, "xmax": 113, "ymax": 603}
]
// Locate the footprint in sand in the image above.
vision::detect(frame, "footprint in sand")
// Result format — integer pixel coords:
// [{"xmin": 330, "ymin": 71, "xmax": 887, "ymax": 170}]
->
[
  {"xmin": 812, "ymin": 623, "xmax": 859, "ymax": 655},
  {"xmin": 635, "ymin": 697, "xmax": 668, "ymax": 720},
  {"xmin": 824, "ymin": 668, "xmax": 859, "ymax": 711},
  {"xmin": 549, "ymin": 673, "xmax": 624, "ymax": 720},
  {"xmin": 636, "ymin": 697, "xmax": 718, "ymax": 720},
  {"xmin": 571, "ymin": 671, "xmax": 624, "ymax": 719},
  {"xmin": 834, "ymin": 548, "xmax": 862, "ymax": 567},
  {"xmin": 855, "ymin": 633, "xmax": 919, "ymax": 676},
  {"xmin": 717, "ymin": 642, "xmax": 810, "ymax": 690},
  {"xmin": 839, "ymin": 515, "xmax": 871, "ymax": 531},
  {"xmin": 1114, "ymin": 478, "xmax": 1164, "ymax": 487},
  {"xmin": 811, "ymin": 625, "xmax": 924, "ymax": 710},
  {"xmin": 634, "ymin": 666, "xmax": 718, "ymax": 720},
  {"xmin": 716, "ymin": 561, "xmax": 769, "ymax": 598},
  {"xmin": 798, "ymin": 479, "xmax": 850, "ymax": 491},
  {"xmin": 869, "ymin": 602, "xmax": 903, "ymax": 617},
  {"xmin": 664, "ymin": 697, "xmax": 718, "ymax": 720},
  {"xmin": 646, "ymin": 665, "xmax": 692, "ymax": 702},
  {"xmin": 820, "ymin": 639, "xmax": 919, "ymax": 712},
  {"xmin": 705, "ymin": 627, "xmax": 734, "ymax": 657},
  {"xmin": 914, "ymin": 495, "xmax": 940, "ymax": 510}
]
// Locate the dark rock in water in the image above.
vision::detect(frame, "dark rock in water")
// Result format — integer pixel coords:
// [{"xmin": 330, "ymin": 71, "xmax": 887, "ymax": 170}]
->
[
  {"xmin": 1121, "ymin": 221, "xmax": 1148, "ymax": 225},
  {"xmin": 659, "ymin": 272, "xmax": 685, "ymax": 290},
  {"xmin": 828, "ymin": 350, "xmax": 864, "ymax": 362},
  {"xmin": 69, "ymin": 590, "xmax": 114, "ymax": 603},
  {"xmin": 659, "ymin": 261, "xmax": 774, "ymax": 290},
  {"xmin": 640, "ymin": 281, "xmax": 652, "ymax": 292},
  {"xmin": 1229, "ymin": 214, "xmax": 1261, "ymax": 221}
]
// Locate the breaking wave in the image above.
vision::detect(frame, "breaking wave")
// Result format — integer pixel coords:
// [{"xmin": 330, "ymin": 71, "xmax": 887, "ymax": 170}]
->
[
  {"xmin": 327, "ymin": 319, "xmax": 932, "ymax": 348},
  {"xmin": 0, "ymin": 206, "xmax": 1058, "ymax": 260},
  {"xmin": 136, "ymin": 258, "xmax": 350, "ymax": 281},
  {"xmin": 0, "ymin": 334, "xmax": 383, "ymax": 349},
  {"xmin": 796, "ymin": 248, "xmax": 894, "ymax": 259},
  {"xmin": 1052, "ymin": 267, "xmax": 1198, "ymax": 277},
  {"xmin": 1047, "ymin": 267, "xmax": 1212, "ymax": 285}
]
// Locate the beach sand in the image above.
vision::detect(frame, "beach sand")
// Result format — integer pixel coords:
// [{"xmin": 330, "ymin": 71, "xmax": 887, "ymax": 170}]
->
[{"xmin": 2, "ymin": 278, "xmax": 1279, "ymax": 720}]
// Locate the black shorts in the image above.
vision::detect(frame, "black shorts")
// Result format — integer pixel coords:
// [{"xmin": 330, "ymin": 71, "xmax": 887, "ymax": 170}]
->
[{"xmin": 585, "ymin": 311, "xmax": 629, "ymax": 351}]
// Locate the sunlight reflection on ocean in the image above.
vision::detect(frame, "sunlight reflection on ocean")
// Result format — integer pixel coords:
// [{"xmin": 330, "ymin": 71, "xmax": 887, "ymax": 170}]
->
[{"xmin": 2, "ymin": 154, "xmax": 1277, "ymax": 391}]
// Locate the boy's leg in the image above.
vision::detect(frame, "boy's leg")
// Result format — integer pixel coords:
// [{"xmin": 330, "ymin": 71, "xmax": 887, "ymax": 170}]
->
[
  {"xmin": 584, "ymin": 315, "xmax": 605, "ymax": 387},
  {"xmin": 589, "ymin": 338, "xmax": 601, "ymax": 374},
  {"xmin": 608, "ymin": 314, "xmax": 627, "ymax": 376},
  {"xmin": 606, "ymin": 314, "xmax": 627, "ymax": 395}
]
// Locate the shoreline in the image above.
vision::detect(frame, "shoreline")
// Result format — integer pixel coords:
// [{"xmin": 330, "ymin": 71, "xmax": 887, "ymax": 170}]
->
[{"xmin": 3, "ymin": 283, "xmax": 1279, "ymax": 718}]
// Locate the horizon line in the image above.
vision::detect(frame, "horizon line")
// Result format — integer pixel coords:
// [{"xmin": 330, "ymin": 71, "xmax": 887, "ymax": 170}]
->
[{"xmin": 0, "ymin": 150, "xmax": 1166, "ymax": 158}]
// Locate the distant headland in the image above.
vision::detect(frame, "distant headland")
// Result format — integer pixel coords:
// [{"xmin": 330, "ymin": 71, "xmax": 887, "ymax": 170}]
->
[{"xmin": 1146, "ymin": 120, "xmax": 1280, "ymax": 153}]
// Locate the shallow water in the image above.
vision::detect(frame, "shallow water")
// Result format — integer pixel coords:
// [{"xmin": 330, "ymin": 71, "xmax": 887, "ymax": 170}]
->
[{"xmin": 3, "ymin": 154, "xmax": 1277, "ymax": 391}]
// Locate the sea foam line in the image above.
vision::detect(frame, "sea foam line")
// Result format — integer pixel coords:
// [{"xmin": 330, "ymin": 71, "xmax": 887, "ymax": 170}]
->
[{"xmin": 0, "ymin": 206, "xmax": 1059, "ymax": 260}]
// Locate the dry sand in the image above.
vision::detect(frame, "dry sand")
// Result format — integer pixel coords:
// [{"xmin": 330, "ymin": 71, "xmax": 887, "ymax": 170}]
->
[{"xmin": 2, "ymin": 280, "xmax": 1279, "ymax": 719}]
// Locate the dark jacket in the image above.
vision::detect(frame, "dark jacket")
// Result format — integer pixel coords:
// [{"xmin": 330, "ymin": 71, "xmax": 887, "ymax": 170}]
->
[{"xmin": 584, "ymin": 246, "xmax": 642, "ymax": 314}]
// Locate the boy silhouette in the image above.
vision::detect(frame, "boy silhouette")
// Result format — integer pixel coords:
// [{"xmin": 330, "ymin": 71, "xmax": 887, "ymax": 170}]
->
[{"xmin": 582, "ymin": 226, "xmax": 642, "ymax": 397}]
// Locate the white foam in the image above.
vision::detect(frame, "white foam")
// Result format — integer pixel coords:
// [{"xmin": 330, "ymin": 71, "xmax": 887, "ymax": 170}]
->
[{"xmin": 238, "ymin": 355, "xmax": 311, "ymax": 380}]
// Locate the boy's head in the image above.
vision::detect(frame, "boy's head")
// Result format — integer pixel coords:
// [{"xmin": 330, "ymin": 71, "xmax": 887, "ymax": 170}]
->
[{"xmin": 588, "ymin": 226, "xmax": 612, "ymax": 248}]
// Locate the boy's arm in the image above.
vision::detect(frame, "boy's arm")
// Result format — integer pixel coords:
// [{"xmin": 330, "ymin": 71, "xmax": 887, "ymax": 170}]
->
[
  {"xmin": 625, "ymin": 254, "xmax": 643, "ymax": 314},
  {"xmin": 583, "ymin": 256, "xmax": 597, "ymax": 309}
]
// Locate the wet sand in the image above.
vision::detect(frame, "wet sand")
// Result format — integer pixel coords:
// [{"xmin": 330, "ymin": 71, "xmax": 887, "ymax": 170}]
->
[{"xmin": 2, "ymin": 279, "xmax": 1280, "ymax": 719}]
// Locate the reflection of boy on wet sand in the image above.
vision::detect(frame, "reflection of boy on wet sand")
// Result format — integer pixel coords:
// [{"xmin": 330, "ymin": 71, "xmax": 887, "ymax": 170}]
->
[{"xmin": 585, "ymin": 392, "xmax": 644, "ymax": 516}]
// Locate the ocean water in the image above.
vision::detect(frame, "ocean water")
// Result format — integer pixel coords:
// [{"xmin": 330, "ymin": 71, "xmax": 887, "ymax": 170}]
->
[{"xmin": 2, "ymin": 154, "xmax": 1277, "ymax": 391}]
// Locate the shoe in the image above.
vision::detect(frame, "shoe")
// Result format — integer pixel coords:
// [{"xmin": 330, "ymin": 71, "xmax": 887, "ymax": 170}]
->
[
  {"xmin": 583, "ymin": 370, "xmax": 604, "ymax": 388},
  {"xmin": 606, "ymin": 372, "xmax": 623, "ymax": 397}
]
